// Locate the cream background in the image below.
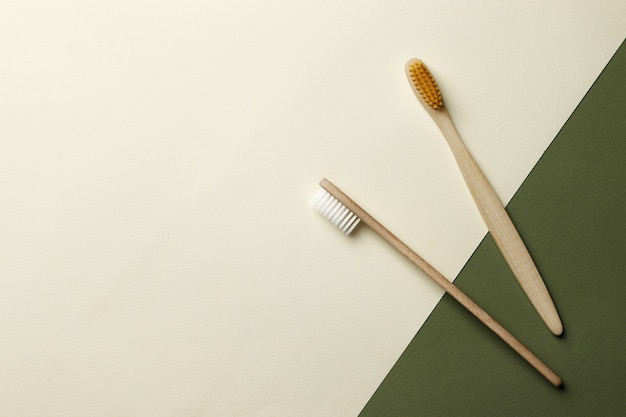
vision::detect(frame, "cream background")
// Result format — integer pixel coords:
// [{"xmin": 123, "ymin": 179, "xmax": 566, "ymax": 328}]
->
[{"xmin": 1, "ymin": 1, "xmax": 624, "ymax": 416}]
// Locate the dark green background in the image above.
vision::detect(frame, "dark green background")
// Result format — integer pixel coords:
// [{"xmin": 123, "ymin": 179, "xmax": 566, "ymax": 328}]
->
[{"xmin": 360, "ymin": 39, "xmax": 626, "ymax": 416}]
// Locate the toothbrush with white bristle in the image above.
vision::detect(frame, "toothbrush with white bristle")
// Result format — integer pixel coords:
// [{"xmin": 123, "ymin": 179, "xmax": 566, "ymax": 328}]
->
[{"xmin": 312, "ymin": 178, "xmax": 562, "ymax": 387}]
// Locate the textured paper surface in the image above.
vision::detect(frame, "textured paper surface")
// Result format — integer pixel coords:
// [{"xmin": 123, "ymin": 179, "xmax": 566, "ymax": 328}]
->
[
  {"xmin": 360, "ymin": 39, "xmax": 626, "ymax": 417},
  {"xmin": 0, "ymin": 1, "xmax": 625, "ymax": 416}
]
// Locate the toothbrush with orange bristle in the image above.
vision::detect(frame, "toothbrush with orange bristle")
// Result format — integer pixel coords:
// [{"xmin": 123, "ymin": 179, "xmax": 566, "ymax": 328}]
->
[{"xmin": 404, "ymin": 59, "xmax": 563, "ymax": 336}]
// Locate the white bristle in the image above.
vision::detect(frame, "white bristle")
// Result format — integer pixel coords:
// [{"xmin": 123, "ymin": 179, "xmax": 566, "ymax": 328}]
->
[{"xmin": 312, "ymin": 189, "xmax": 361, "ymax": 235}]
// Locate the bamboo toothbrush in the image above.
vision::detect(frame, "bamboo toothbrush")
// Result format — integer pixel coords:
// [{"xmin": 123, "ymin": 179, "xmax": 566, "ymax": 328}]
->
[
  {"xmin": 312, "ymin": 178, "xmax": 562, "ymax": 387},
  {"xmin": 404, "ymin": 59, "xmax": 563, "ymax": 336}
]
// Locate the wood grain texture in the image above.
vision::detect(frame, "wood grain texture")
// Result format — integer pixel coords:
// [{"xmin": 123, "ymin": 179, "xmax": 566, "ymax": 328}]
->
[{"xmin": 320, "ymin": 178, "xmax": 562, "ymax": 387}]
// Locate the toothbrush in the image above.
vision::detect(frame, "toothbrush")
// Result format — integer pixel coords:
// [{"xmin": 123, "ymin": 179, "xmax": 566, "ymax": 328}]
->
[
  {"xmin": 312, "ymin": 178, "xmax": 562, "ymax": 387},
  {"xmin": 404, "ymin": 59, "xmax": 563, "ymax": 336}
]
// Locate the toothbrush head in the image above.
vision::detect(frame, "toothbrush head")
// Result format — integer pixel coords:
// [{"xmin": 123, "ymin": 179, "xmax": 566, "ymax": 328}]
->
[
  {"xmin": 405, "ymin": 59, "xmax": 444, "ymax": 110},
  {"xmin": 312, "ymin": 188, "xmax": 361, "ymax": 235}
]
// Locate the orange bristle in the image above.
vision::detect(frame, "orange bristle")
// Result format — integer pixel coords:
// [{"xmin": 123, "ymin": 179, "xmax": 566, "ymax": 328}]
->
[{"xmin": 408, "ymin": 60, "xmax": 444, "ymax": 109}]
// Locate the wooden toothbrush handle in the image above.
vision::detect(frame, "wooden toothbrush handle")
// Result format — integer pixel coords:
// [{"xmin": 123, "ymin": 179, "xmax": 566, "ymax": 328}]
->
[
  {"xmin": 391, "ymin": 236, "xmax": 563, "ymax": 387},
  {"xmin": 320, "ymin": 178, "xmax": 562, "ymax": 386},
  {"xmin": 432, "ymin": 108, "xmax": 563, "ymax": 335}
]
